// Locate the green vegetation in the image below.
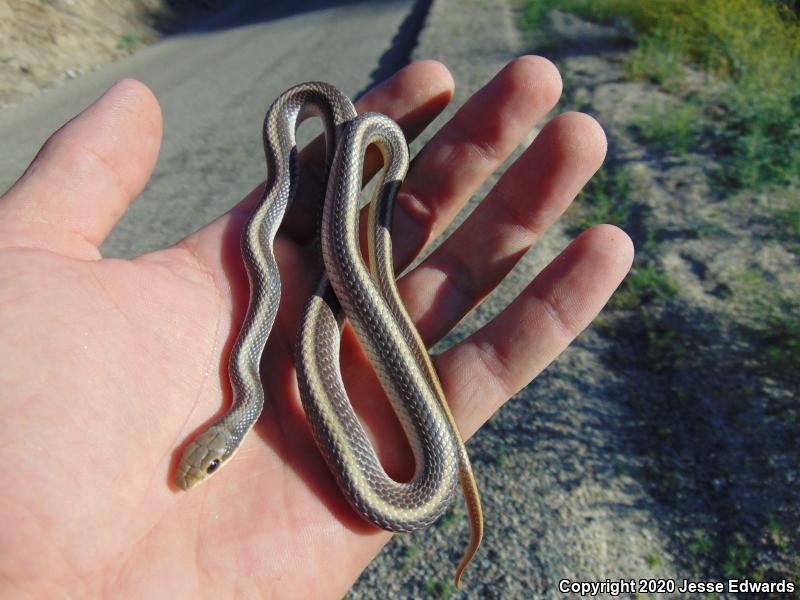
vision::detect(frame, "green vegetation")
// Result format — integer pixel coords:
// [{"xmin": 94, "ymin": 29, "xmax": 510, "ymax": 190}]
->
[
  {"xmin": 729, "ymin": 270, "xmax": 800, "ymax": 380},
  {"xmin": 117, "ymin": 32, "xmax": 142, "ymax": 51},
  {"xmin": 722, "ymin": 533, "xmax": 754, "ymax": 579},
  {"xmin": 494, "ymin": 451, "xmax": 511, "ymax": 468},
  {"xmin": 612, "ymin": 260, "xmax": 678, "ymax": 309},
  {"xmin": 625, "ymin": 33, "xmax": 686, "ymax": 90},
  {"xmin": 423, "ymin": 579, "xmax": 456, "ymax": 599},
  {"xmin": 400, "ymin": 544, "xmax": 422, "ymax": 573},
  {"xmin": 688, "ymin": 528, "xmax": 714, "ymax": 570},
  {"xmin": 767, "ymin": 514, "xmax": 789, "ymax": 552},
  {"xmin": 518, "ymin": 0, "xmax": 562, "ymax": 30},
  {"xmin": 524, "ymin": 0, "xmax": 800, "ymax": 414},
  {"xmin": 567, "ymin": 166, "xmax": 687, "ymax": 372},
  {"xmin": 631, "ymin": 101, "xmax": 704, "ymax": 156},
  {"xmin": 774, "ymin": 205, "xmax": 800, "ymax": 253},
  {"xmin": 566, "ymin": 165, "xmax": 632, "ymax": 235},
  {"xmin": 686, "ymin": 527, "xmax": 766, "ymax": 589},
  {"xmin": 566, "ymin": 161, "xmax": 684, "ymax": 372},
  {"xmin": 522, "ymin": 0, "xmax": 800, "ymax": 191},
  {"xmin": 437, "ymin": 509, "xmax": 459, "ymax": 529},
  {"xmin": 645, "ymin": 553, "xmax": 662, "ymax": 568},
  {"xmin": 544, "ymin": 0, "xmax": 800, "ymax": 378},
  {"xmin": 566, "ymin": 160, "xmax": 685, "ymax": 369}
]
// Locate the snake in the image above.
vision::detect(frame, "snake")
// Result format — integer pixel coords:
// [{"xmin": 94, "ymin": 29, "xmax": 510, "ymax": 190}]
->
[{"xmin": 175, "ymin": 81, "xmax": 483, "ymax": 586}]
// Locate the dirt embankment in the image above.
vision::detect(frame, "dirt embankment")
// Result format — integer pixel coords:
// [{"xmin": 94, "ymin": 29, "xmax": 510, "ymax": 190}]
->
[{"xmin": 0, "ymin": 0, "xmax": 226, "ymax": 106}]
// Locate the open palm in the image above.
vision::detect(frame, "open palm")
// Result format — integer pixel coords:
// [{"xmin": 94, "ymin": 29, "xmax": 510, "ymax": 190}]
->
[{"xmin": 0, "ymin": 58, "xmax": 631, "ymax": 597}]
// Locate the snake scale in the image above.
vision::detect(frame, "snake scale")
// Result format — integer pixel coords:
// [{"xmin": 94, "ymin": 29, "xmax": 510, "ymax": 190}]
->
[{"xmin": 175, "ymin": 81, "xmax": 483, "ymax": 586}]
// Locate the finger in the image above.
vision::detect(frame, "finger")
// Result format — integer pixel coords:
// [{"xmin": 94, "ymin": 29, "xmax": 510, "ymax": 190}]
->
[
  {"xmin": 0, "ymin": 79, "xmax": 162, "ymax": 258},
  {"xmin": 436, "ymin": 224, "xmax": 634, "ymax": 438},
  {"xmin": 173, "ymin": 61, "xmax": 457, "ymax": 318},
  {"xmin": 389, "ymin": 55, "xmax": 563, "ymax": 269},
  {"xmin": 399, "ymin": 112, "xmax": 607, "ymax": 344},
  {"xmin": 231, "ymin": 60, "xmax": 456, "ymax": 241}
]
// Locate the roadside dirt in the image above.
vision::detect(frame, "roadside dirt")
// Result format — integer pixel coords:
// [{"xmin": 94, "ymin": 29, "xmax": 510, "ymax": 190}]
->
[
  {"xmin": 351, "ymin": 3, "xmax": 799, "ymax": 599},
  {"xmin": 539, "ymin": 9, "xmax": 799, "ymax": 594},
  {"xmin": 353, "ymin": 1, "xmax": 678, "ymax": 597},
  {"xmin": 0, "ymin": 0, "xmax": 226, "ymax": 106}
]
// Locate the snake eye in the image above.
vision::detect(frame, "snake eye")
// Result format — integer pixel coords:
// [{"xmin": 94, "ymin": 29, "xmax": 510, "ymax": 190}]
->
[{"xmin": 206, "ymin": 459, "xmax": 221, "ymax": 474}]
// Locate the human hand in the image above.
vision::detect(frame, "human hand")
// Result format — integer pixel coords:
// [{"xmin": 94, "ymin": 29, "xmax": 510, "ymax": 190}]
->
[{"xmin": 0, "ymin": 58, "xmax": 632, "ymax": 597}]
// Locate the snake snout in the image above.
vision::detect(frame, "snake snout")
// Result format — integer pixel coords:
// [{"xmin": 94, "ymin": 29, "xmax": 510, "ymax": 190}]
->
[
  {"xmin": 175, "ymin": 427, "xmax": 231, "ymax": 490},
  {"xmin": 175, "ymin": 463, "xmax": 206, "ymax": 491}
]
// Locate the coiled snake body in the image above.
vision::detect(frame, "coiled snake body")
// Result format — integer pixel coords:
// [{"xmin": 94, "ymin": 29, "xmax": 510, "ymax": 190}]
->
[{"xmin": 175, "ymin": 82, "xmax": 483, "ymax": 585}]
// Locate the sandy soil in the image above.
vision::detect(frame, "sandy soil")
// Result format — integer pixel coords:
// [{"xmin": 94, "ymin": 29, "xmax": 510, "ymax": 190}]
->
[{"xmin": 0, "ymin": 0, "xmax": 225, "ymax": 106}]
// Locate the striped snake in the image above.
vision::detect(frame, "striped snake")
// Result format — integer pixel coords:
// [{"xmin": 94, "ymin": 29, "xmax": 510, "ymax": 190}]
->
[{"xmin": 175, "ymin": 81, "xmax": 483, "ymax": 586}]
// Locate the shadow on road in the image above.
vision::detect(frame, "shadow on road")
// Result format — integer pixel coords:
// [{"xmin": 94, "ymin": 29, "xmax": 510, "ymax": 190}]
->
[{"xmin": 158, "ymin": 0, "xmax": 433, "ymax": 94}]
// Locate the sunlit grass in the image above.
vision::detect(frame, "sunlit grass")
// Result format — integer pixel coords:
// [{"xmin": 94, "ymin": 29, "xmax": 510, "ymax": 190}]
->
[
  {"xmin": 521, "ymin": 0, "xmax": 800, "ymax": 190},
  {"xmin": 729, "ymin": 270, "xmax": 800, "ymax": 381},
  {"xmin": 565, "ymin": 165, "xmax": 633, "ymax": 234},
  {"xmin": 631, "ymin": 101, "xmax": 704, "ymax": 156}
]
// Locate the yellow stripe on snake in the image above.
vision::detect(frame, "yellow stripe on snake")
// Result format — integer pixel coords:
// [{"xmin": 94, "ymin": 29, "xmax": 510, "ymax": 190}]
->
[{"xmin": 174, "ymin": 82, "xmax": 483, "ymax": 587}]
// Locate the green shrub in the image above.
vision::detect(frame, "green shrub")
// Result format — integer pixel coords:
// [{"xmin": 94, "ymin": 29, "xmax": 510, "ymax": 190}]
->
[
  {"xmin": 567, "ymin": 166, "xmax": 633, "ymax": 234},
  {"xmin": 522, "ymin": 0, "xmax": 800, "ymax": 190},
  {"xmin": 631, "ymin": 101, "xmax": 704, "ymax": 156}
]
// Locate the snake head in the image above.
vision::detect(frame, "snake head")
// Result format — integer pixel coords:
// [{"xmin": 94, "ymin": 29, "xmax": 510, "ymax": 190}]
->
[{"xmin": 175, "ymin": 426, "xmax": 232, "ymax": 490}]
